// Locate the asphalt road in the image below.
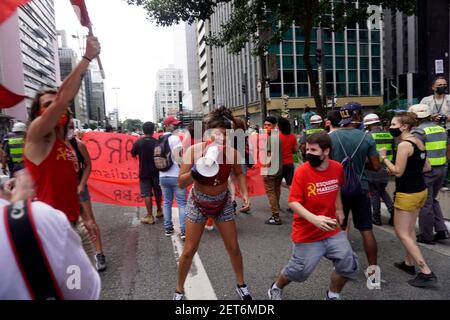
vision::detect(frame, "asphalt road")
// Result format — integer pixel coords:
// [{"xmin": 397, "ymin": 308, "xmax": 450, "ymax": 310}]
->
[{"xmin": 93, "ymin": 187, "xmax": 450, "ymax": 300}]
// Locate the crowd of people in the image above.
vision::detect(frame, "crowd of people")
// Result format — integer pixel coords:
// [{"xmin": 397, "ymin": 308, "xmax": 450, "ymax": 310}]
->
[{"xmin": 1, "ymin": 35, "xmax": 449, "ymax": 301}]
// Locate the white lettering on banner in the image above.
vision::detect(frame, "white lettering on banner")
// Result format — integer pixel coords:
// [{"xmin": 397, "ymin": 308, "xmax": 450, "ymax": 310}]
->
[{"xmin": 66, "ymin": 265, "xmax": 81, "ymax": 290}]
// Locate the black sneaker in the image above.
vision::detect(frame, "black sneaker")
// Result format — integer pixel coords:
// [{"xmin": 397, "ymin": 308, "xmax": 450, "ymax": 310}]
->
[
  {"xmin": 165, "ymin": 228, "xmax": 174, "ymax": 237},
  {"xmin": 236, "ymin": 284, "xmax": 253, "ymax": 300},
  {"xmin": 394, "ymin": 261, "xmax": 416, "ymax": 276},
  {"xmin": 416, "ymin": 235, "xmax": 435, "ymax": 245},
  {"xmin": 372, "ymin": 218, "xmax": 382, "ymax": 226},
  {"xmin": 408, "ymin": 272, "xmax": 437, "ymax": 288},
  {"xmin": 433, "ymin": 230, "xmax": 450, "ymax": 242},
  {"xmin": 265, "ymin": 216, "xmax": 282, "ymax": 225}
]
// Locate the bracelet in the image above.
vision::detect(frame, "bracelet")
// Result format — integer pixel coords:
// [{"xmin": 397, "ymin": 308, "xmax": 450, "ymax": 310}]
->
[{"xmin": 82, "ymin": 56, "xmax": 92, "ymax": 62}]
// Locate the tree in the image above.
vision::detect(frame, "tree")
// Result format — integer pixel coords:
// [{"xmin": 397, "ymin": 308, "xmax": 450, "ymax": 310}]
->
[
  {"xmin": 127, "ymin": 0, "xmax": 416, "ymax": 118},
  {"xmin": 122, "ymin": 119, "xmax": 143, "ymax": 132}
]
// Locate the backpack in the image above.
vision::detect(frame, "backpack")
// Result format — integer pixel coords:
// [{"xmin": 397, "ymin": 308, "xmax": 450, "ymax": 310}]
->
[
  {"xmin": 335, "ymin": 131, "xmax": 367, "ymax": 198},
  {"xmin": 153, "ymin": 134, "xmax": 174, "ymax": 172}
]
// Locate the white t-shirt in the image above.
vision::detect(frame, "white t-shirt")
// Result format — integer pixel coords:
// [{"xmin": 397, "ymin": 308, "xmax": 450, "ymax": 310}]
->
[
  {"xmin": 420, "ymin": 95, "xmax": 450, "ymax": 130},
  {"xmin": 0, "ymin": 200, "xmax": 101, "ymax": 300},
  {"xmin": 159, "ymin": 133, "xmax": 182, "ymax": 178}
]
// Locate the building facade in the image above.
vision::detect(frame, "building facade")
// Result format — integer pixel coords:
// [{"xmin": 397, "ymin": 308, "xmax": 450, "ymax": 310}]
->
[
  {"xmin": 154, "ymin": 66, "xmax": 183, "ymax": 122},
  {"xmin": 196, "ymin": 20, "xmax": 215, "ymax": 113},
  {"xmin": 0, "ymin": 0, "xmax": 59, "ymax": 122},
  {"xmin": 208, "ymin": 1, "xmax": 384, "ymax": 123},
  {"xmin": 183, "ymin": 23, "xmax": 202, "ymax": 113}
]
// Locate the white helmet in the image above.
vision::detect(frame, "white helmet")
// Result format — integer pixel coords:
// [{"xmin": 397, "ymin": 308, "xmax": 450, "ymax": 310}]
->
[
  {"xmin": 310, "ymin": 115, "xmax": 323, "ymax": 124},
  {"xmin": 12, "ymin": 122, "xmax": 26, "ymax": 133},
  {"xmin": 363, "ymin": 113, "xmax": 381, "ymax": 126},
  {"xmin": 408, "ymin": 104, "xmax": 431, "ymax": 119}
]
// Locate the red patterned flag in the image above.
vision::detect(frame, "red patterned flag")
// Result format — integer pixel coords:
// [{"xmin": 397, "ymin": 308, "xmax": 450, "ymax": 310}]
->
[
  {"xmin": 0, "ymin": 0, "xmax": 31, "ymax": 24},
  {"xmin": 0, "ymin": 84, "xmax": 25, "ymax": 109},
  {"xmin": 70, "ymin": 0, "xmax": 92, "ymax": 27}
]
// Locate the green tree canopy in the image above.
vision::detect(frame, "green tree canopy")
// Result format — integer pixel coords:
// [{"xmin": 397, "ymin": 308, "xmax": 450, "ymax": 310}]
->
[{"xmin": 122, "ymin": 119, "xmax": 143, "ymax": 132}]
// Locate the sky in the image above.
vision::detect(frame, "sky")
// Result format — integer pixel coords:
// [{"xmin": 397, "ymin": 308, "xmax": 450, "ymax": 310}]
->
[{"xmin": 54, "ymin": 0, "xmax": 187, "ymax": 122}]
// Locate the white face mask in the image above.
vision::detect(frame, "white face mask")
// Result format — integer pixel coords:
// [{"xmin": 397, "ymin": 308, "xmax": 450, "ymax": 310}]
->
[{"xmin": 67, "ymin": 129, "xmax": 75, "ymax": 140}]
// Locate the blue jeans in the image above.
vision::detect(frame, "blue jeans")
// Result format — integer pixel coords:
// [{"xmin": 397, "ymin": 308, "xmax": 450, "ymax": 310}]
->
[{"xmin": 160, "ymin": 176, "xmax": 187, "ymax": 234}]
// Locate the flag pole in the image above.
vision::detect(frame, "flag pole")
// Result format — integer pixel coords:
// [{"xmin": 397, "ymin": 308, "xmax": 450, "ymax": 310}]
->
[{"xmin": 88, "ymin": 26, "xmax": 105, "ymax": 79}]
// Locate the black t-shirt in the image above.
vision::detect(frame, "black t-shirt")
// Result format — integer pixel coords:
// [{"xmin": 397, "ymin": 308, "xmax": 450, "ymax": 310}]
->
[{"xmin": 131, "ymin": 136, "xmax": 159, "ymax": 179}]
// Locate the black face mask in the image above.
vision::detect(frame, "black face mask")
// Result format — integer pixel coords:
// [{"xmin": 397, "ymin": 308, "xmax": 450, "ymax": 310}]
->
[
  {"xmin": 306, "ymin": 153, "xmax": 323, "ymax": 167},
  {"xmin": 389, "ymin": 128, "xmax": 402, "ymax": 138},
  {"xmin": 436, "ymin": 86, "xmax": 448, "ymax": 95}
]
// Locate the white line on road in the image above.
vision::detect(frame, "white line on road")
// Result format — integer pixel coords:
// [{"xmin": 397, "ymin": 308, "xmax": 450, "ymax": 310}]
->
[{"xmin": 171, "ymin": 208, "xmax": 217, "ymax": 300}]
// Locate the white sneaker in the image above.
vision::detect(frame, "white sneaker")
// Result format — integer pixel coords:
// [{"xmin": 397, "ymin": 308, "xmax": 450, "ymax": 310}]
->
[{"xmin": 365, "ymin": 266, "xmax": 381, "ymax": 290}]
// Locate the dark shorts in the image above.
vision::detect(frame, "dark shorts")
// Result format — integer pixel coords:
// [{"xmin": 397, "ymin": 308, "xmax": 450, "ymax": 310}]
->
[
  {"xmin": 79, "ymin": 185, "xmax": 91, "ymax": 202},
  {"xmin": 282, "ymin": 164, "xmax": 295, "ymax": 186},
  {"xmin": 342, "ymin": 191, "xmax": 373, "ymax": 231},
  {"xmin": 140, "ymin": 177, "xmax": 162, "ymax": 198}
]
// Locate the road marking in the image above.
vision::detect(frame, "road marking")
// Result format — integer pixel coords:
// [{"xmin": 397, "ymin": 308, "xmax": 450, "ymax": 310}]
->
[{"xmin": 171, "ymin": 208, "xmax": 217, "ymax": 300}]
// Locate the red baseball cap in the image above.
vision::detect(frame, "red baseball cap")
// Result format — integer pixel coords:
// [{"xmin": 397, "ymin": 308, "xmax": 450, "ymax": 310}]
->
[{"xmin": 163, "ymin": 115, "xmax": 182, "ymax": 126}]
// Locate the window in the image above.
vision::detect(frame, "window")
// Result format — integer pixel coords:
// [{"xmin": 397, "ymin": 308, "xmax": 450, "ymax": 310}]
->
[
  {"xmin": 335, "ymin": 32, "xmax": 345, "ymax": 42},
  {"xmin": 325, "ymin": 56, "xmax": 333, "ymax": 69},
  {"xmin": 296, "ymin": 56, "xmax": 305, "ymax": 69},
  {"xmin": 270, "ymin": 84, "xmax": 281, "ymax": 97},
  {"xmin": 372, "ymin": 57, "xmax": 381, "ymax": 69},
  {"xmin": 361, "ymin": 83, "xmax": 370, "ymax": 96},
  {"xmin": 336, "ymin": 57, "xmax": 345, "ymax": 69},
  {"xmin": 372, "ymin": 44, "xmax": 380, "ymax": 56},
  {"xmin": 360, "ymin": 57, "xmax": 369, "ymax": 69},
  {"xmin": 360, "ymin": 70, "xmax": 369, "ymax": 82},
  {"xmin": 326, "ymin": 70, "xmax": 334, "ymax": 83},
  {"xmin": 283, "ymin": 28, "xmax": 293, "ymax": 40},
  {"xmin": 371, "ymin": 31, "xmax": 380, "ymax": 43},
  {"xmin": 337, "ymin": 84, "xmax": 346, "ymax": 96},
  {"xmin": 360, "ymin": 44, "xmax": 369, "ymax": 56},
  {"xmin": 348, "ymin": 44, "xmax": 357, "ymax": 56},
  {"xmin": 359, "ymin": 30, "xmax": 368, "ymax": 42},
  {"xmin": 372, "ymin": 83, "xmax": 381, "ymax": 95},
  {"xmin": 297, "ymin": 70, "xmax": 308, "ymax": 82},
  {"xmin": 348, "ymin": 57, "xmax": 357, "ymax": 69},
  {"xmin": 336, "ymin": 71, "xmax": 346, "ymax": 83},
  {"xmin": 268, "ymin": 44, "xmax": 279, "ymax": 54},
  {"xmin": 296, "ymin": 43, "xmax": 304, "ymax": 54},
  {"xmin": 325, "ymin": 44, "xmax": 333, "ymax": 55},
  {"xmin": 335, "ymin": 44, "xmax": 345, "ymax": 56},
  {"xmin": 347, "ymin": 30, "xmax": 357, "ymax": 42},
  {"xmin": 372, "ymin": 71, "xmax": 381, "ymax": 82},
  {"xmin": 283, "ymin": 70, "xmax": 295, "ymax": 82},
  {"xmin": 283, "ymin": 56, "xmax": 294, "ymax": 69},
  {"xmin": 297, "ymin": 83, "xmax": 309, "ymax": 97},
  {"xmin": 348, "ymin": 71, "xmax": 357, "ymax": 82},
  {"xmin": 284, "ymin": 84, "xmax": 296, "ymax": 96},
  {"xmin": 282, "ymin": 42, "xmax": 294, "ymax": 54},
  {"xmin": 349, "ymin": 84, "xmax": 358, "ymax": 96},
  {"xmin": 326, "ymin": 84, "xmax": 334, "ymax": 95}
]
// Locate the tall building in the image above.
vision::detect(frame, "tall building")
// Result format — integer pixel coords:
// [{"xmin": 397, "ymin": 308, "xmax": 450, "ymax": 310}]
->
[
  {"xmin": 58, "ymin": 30, "xmax": 88, "ymax": 125},
  {"xmin": 108, "ymin": 108, "xmax": 119, "ymax": 130},
  {"xmin": 196, "ymin": 20, "xmax": 215, "ymax": 113},
  {"xmin": 183, "ymin": 23, "xmax": 202, "ymax": 112},
  {"xmin": 383, "ymin": 0, "xmax": 450, "ymax": 106},
  {"xmin": 154, "ymin": 66, "xmax": 183, "ymax": 122},
  {"xmin": 86, "ymin": 60, "xmax": 106, "ymax": 127},
  {"xmin": 209, "ymin": 1, "xmax": 384, "ymax": 123},
  {"xmin": 0, "ymin": 0, "xmax": 59, "ymax": 122}
]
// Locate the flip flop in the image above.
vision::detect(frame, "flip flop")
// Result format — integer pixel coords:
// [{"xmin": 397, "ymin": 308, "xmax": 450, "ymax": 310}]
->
[{"xmin": 240, "ymin": 205, "xmax": 250, "ymax": 213}]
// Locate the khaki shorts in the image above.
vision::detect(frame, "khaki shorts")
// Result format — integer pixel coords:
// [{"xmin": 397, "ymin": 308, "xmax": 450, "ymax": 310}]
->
[{"xmin": 394, "ymin": 189, "xmax": 428, "ymax": 212}]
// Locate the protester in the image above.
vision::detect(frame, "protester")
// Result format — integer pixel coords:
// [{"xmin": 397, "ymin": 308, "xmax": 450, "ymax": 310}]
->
[
  {"xmin": 23, "ymin": 35, "xmax": 100, "ymax": 261},
  {"xmin": 301, "ymin": 106, "xmax": 317, "ymax": 130},
  {"xmin": 0, "ymin": 170, "xmax": 101, "ymax": 300},
  {"xmin": 131, "ymin": 121, "xmax": 163, "ymax": 225},
  {"xmin": 363, "ymin": 113, "xmax": 395, "ymax": 226},
  {"xmin": 261, "ymin": 116, "xmax": 283, "ymax": 225},
  {"xmin": 325, "ymin": 110, "xmax": 342, "ymax": 133},
  {"xmin": 380, "ymin": 112, "xmax": 437, "ymax": 288},
  {"xmin": 268, "ymin": 132, "xmax": 358, "ymax": 300},
  {"xmin": 67, "ymin": 121, "xmax": 107, "ymax": 272},
  {"xmin": 175, "ymin": 107, "xmax": 251, "ymax": 300},
  {"xmin": 300, "ymin": 115, "xmax": 325, "ymax": 161},
  {"xmin": 420, "ymin": 76, "xmax": 450, "ymax": 132},
  {"xmin": 409, "ymin": 104, "xmax": 450, "ymax": 244},
  {"xmin": 159, "ymin": 116, "xmax": 186, "ymax": 239},
  {"xmin": 2, "ymin": 122, "xmax": 26, "ymax": 178},
  {"xmin": 329, "ymin": 102, "xmax": 381, "ymax": 286}
]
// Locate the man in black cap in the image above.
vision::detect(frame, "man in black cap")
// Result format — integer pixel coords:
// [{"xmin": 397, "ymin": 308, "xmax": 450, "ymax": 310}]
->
[{"xmin": 329, "ymin": 102, "xmax": 382, "ymax": 288}]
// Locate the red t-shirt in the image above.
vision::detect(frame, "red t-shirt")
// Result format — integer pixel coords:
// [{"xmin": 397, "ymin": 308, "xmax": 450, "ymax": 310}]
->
[
  {"xmin": 25, "ymin": 138, "xmax": 80, "ymax": 222},
  {"xmin": 280, "ymin": 133, "xmax": 298, "ymax": 165},
  {"xmin": 288, "ymin": 160, "xmax": 344, "ymax": 243}
]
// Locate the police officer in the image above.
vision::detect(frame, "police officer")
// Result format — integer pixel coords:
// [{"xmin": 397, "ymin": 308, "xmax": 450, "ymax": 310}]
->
[
  {"xmin": 299, "ymin": 115, "xmax": 325, "ymax": 161},
  {"xmin": 363, "ymin": 113, "xmax": 395, "ymax": 226},
  {"xmin": 2, "ymin": 122, "xmax": 26, "ymax": 178},
  {"xmin": 409, "ymin": 104, "xmax": 450, "ymax": 244}
]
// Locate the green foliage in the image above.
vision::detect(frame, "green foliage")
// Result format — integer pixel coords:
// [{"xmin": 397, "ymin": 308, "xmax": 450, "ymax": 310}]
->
[{"xmin": 122, "ymin": 119, "xmax": 143, "ymax": 132}]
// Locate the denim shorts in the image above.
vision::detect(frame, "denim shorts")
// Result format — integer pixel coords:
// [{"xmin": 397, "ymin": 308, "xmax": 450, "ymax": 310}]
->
[
  {"xmin": 185, "ymin": 188, "xmax": 235, "ymax": 223},
  {"xmin": 79, "ymin": 185, "xmax": 91, "ymax": 202},
  {"xmin": 282, "ymin": 232, "xmax": 359, "ymax": 282}
]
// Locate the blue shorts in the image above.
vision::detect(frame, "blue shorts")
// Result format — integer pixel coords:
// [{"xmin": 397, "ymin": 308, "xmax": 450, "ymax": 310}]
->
[
  {"xmin": 185, "ymin": 188, "xmax": 235, "ymax": 223},
  {"xmin": 282, "ymin": 232, "xmax": 359, "ymax": 282}
]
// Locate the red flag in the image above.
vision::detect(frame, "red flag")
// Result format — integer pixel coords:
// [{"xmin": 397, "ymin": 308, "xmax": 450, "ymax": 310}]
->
[
  {"xmin": 70, "ymin": 0, "xmax": 92, "ymax": 28},
  {"xmin": 0, "ymin": 84, "xmax": 25, "ymax": 109},
  {"xmin": 0, "ymin": 0, "xmax": 31, "ymax": 24}
]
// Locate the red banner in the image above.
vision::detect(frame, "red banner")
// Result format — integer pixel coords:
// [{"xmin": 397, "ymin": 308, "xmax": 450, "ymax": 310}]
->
[
  {"xmin": 0, "ymin": 84, "xmax": 26, "ymax": 109},
  {"xmin": 0, "ymin": 0, "xmax": 31, "ymax": 24},
  {"xmin": 70, "ymin": 0, "xmax": 92, "ymax": 27},
  {"xmin": 84, "ymin": 132, "xmax": 267, "ymax": 207}
]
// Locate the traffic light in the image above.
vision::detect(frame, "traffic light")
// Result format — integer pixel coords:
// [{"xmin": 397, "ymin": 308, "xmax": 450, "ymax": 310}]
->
[
  {"xmin": 242, "ymin": 84, "xmax": 247, "ymax": 95},
  {"xmin": 316, "ymin": 48, "xmax": 323, "ymax": 65}
]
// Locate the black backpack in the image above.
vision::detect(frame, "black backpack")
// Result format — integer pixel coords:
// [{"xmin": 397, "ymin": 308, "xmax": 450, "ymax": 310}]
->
[
  {"xmin": 335, "ymin": 131, "xmax": 367, "ymax": 198},
  {"xmin": 153, "ymin": 134, "xmax": 174, "ymax": 172}
]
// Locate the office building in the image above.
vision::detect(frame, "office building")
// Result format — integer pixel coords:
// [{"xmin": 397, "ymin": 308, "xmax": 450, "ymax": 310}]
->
[{"xmin": 154, "ymin": 66, "xmax": 183, "ymax": 122}]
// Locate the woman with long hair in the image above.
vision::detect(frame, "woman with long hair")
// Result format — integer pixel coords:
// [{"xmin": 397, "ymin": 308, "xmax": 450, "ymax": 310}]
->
[
  {"xmin": 174, "ymin": 106, "xmax": 252, "ymax": 300},
  {"xmin": 379, "ymin": 112, "xmax": 437, "ymax": 288}
]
